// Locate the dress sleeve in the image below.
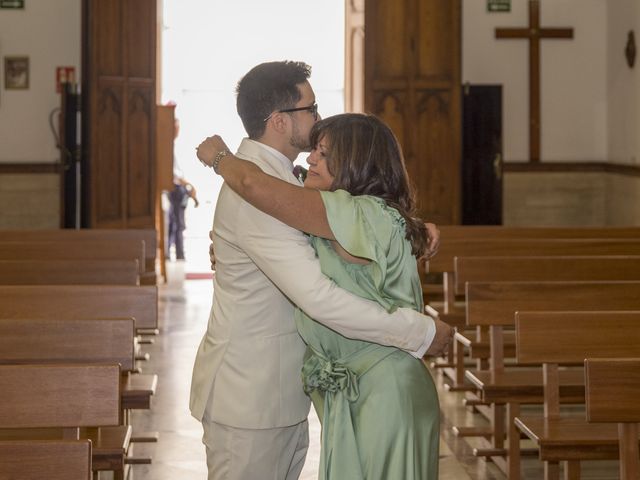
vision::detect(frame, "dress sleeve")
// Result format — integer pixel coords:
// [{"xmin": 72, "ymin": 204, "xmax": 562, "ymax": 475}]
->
[{"xmin": 319, "ymin": 190, "xmax": 400, "ymax": 307}]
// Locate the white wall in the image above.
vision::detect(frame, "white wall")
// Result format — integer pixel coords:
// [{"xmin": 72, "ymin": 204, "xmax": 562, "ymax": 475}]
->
[
  {"xmin": 607, "ymin": 0, "xmax": 639, "ymax": 165},
  {"xmin": 463, "ymin": 0, "xmax": 608, "ymax": 162},
  {"xmin": 637, "ymin": 3, "xmax": 640, "ymax": 166},
  {"xmin": 0, "ymin": 0, "xmax": 81, "ymax": 163}
]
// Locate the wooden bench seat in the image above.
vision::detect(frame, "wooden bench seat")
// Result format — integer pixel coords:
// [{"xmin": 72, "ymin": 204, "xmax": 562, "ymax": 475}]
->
[
  {"xmin": 466, "ymin": 368, "xmax": 585, "ymax": 405},
  {"xmin": 513, "ymin": 416, "xmax": 620, "ymax": 460},
  {"xmin": 447, "ymin": 280, "xmax": 640, "ymax": 391},
  {"xmin": 0, "ymin": 439, "xmax": 92, "ymax": 480},
  {"xmin": 427, "ymin": 240, "xmax": 640, "ymax": 373},
  {"xmin": 0, "ymin": 259, "xmax": 140, "ymax": 285},
  {"xmin": 0, "ymin": 228, "xmax": 158, "ymax": 284},
  {"xmin": 445, "ymin": 256, "xmax": 640, "ymax": 388},
  {"xmin": 452, "ymin": 282, "xmax": 640, "ymax": 476},
  {"xmin": 510, "ymin": 311, "xmax": 640, "ymax": 479}
]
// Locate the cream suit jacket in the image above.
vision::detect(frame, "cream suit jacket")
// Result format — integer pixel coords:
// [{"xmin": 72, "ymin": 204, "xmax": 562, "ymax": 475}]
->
[{"xmin": 190, "ymin": 139, "xmax": 435, "ymax": 429}]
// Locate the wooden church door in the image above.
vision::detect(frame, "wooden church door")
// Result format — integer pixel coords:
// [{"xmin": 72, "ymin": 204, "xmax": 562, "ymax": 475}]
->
[
  {"xmin": 362, "ymin": 0, "xmax": 462, "ymax": 224},
  {"xmin": 82, "ymin": 0, "xmax": 158, "ymax": 228}
]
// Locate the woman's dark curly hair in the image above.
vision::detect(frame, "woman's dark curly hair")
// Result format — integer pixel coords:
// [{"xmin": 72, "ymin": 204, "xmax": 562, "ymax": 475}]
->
[{"xmin": 309, "ymin": 113, "xmax": 428, "ymax": 257}]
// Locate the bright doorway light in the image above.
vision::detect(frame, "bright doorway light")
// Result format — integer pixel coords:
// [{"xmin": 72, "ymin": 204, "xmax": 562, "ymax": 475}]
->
[{"xmin": 162, "ymin": 0, "xmax": 345, "ymax": 271}]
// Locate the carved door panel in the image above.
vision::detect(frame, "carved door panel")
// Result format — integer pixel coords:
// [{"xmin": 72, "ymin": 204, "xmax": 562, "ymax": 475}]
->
[
  {"xmin": 364, "ymin": 0, "xmax": 461, "ymax": 224},
  {"xmin": 83, "ymin": 0, "xmax": 157, "ymax": 228}
]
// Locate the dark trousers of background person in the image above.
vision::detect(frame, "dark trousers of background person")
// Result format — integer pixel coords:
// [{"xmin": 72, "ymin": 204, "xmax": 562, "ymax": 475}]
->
[{"xmin": 167, "ymin": 184, "xmax": 188, "ymax": 260}]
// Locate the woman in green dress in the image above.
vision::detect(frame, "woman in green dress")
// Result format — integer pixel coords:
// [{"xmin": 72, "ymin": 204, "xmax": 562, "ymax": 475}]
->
[{"xmin": 199, "ymin": 113, "xmax": 441, "ymax": 479}]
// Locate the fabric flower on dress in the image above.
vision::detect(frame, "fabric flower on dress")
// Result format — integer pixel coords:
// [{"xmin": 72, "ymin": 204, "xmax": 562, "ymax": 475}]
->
[{"xmin": 302, "ymin": 354, "xmax": 359, "ymax": 402}]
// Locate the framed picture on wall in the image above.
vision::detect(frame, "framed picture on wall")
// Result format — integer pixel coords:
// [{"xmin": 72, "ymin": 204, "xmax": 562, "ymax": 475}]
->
[{"xmin": 4, "ymin": 56, "xmax": 29, "ymax": 89}]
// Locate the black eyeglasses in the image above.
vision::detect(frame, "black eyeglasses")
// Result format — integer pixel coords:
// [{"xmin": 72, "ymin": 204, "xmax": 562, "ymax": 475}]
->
[{"xmin": 263, "ymin": 102, "xmax": 318, "ymax": 122}]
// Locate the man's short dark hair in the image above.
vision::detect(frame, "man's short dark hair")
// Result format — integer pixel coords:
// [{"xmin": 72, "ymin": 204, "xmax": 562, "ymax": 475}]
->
[{"xmin": 236, "ymin": 61, "xmax": 312, "ymax": 139}]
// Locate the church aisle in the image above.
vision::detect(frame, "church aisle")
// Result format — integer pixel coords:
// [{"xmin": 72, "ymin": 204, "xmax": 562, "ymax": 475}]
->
[{"xmin": 127, "ymin": 263, "xmax": 616, "ymax": 480}]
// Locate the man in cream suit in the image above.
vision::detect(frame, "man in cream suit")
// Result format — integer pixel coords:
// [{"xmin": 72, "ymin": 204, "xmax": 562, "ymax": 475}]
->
[{"xmin": 191, "ymin": 61, "xmax": 452, "ymax": 480}]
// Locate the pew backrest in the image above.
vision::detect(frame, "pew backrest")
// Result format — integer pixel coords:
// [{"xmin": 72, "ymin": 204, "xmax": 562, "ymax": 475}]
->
[
  {"xmin": 0, "ymin": 285, "xmax": 158, "ymax": 331},
  {"xmin": 515, "ymin": 311, "xmax": 640, "ymax": 365},
  {"xmin": 429, "ymin": 238, "xmax": 640, "ymax": 274},
  {"xmin": 0, "ymin": 439, "xmax": 91, "ymax": 480},
  {"xmin": 585, "ymin": 358, "xmax": 640, "ymax": 480},
  {"xmin": 0, "ymin": 228, "xmax": 156, "ymax": 281},
  {"xmin": 585, "ymin": 358, "xmax": 640, "ymax": 423},
  {"xmin": 0, "ymin": 239, "xmax": 145, "ymax": 274},
  {"xmin": 0, "ymin": 364, "xmax": 120, "ymax": 428},
  {"xmin": 454, "ymin": 255, "xmax": 640, "ymax": 295},
  {"xmin": 440, "ymin": 225, "xmax": 640, "ymax": 241},
  {"xmin": 466, "ymin": 281, "xmax": 640, "ymax": 327},
  {"xmin": 0, "ymin": 318, "xmax": 135, "ymax": 371},
  {"xmin": 0, "ymin": 259, "xmax": 139, "ymax": 285}
]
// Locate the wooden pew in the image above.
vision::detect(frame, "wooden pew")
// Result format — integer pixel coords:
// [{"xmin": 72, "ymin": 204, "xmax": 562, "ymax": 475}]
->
[
  {"xmin": 429, "ymin": 239, "xmax": 640, "ymax": 312},
  {"xmin": 0, "ymin": 239, "xmax": 145, "ymax": 276},
  {"xmin": 0, "ymin": 317, "xmax": 157, "ymax": 462},
  {"xmin": 0, "ymin": 228, "xmax": 158, "ymax": 284},
  {"xmin": 459, "ymin": 281, "xmax": 640, "ymax": 475},
  {"xmin": 445, "ymin": 256, "xmax": 640, "ymax": 391},
  {"xmin": 585, "ymin": 358, "xmax": 640, "ymax": 480},
  {"xmin": 0, "ymin": 286, "xmax": 158, "ymax": 413},
  {"xmin": 426, "ymin": 238, "xmax": 640, "ymax": 373},
  {"xmin": 0, "ymin": 285, "xmax": 158, "ymax": 332},
  {"xmin": 0, "ymin": 364, "xmax": 129, "ymax": 480},
  {"xmin": 512, "ymin": 312, "xmax": 640, "ymax": 480},
  {"xmin": 447, "ymin": 256, "xmax": 640, "ymax": 390},
  {"xmin": 423, "ymin": 226, "xmax": 640, "ymax": 303},
  {"xmin": 0, "ymin": 259, "xmax": 139, "ymax": 285},
  {"xmin": 0, "ymin": 317, "xmax": 156, "ymax": 411},
  {"xmin": 0, "ymin": 439, "xmax": 92, "ymax": 480}
]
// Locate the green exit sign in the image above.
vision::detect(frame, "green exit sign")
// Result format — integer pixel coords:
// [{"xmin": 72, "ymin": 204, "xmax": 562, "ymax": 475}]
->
[
  {"xmin": 488, "ymin": 0, "xmax": 510, "ymax": 12},
  {"xmin": 0, "ymin": 0, "xmax": 25, "ymax": 8}
]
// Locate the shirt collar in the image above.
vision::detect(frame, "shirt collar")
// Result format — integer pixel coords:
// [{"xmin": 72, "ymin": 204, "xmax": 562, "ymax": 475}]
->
[{"xmin": 240, "ymin": 138, "xmax": 294, "ymax": 172}]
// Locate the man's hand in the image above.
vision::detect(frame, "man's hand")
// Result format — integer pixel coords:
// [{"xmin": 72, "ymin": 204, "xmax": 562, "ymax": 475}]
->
[
  {"xmin": 424, "ymin": 318, "xmax": 454, "ymax": 357},
  {"xmin": 209, "ymin": 230, "xmax": 216, "ymax": 271},
  {"xmin": 423, "ymin": 222, "xmax": 440, "ymax": 260}
]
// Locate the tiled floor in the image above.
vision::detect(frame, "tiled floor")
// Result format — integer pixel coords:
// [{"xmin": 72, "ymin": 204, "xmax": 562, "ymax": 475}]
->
[{"xmin": 126, "ymin": 262, "xmax": 618, "ymax": 479}]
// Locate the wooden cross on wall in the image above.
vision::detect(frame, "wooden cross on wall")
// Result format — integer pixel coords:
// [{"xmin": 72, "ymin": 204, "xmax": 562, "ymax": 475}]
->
[{"xmin": 495, "ymin": 0, "xmax": 574, "ymax": 163}]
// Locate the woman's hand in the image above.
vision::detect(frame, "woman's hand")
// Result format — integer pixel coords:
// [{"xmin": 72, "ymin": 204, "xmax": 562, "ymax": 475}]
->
[
  {"xmin": 425, "ymin": 318, "xmax": 454, "ymax": 357},
  {"xmin": 423, "ymin": 222, "xmax": 440, "ymax": 259},
  {"xmin": 196, "ymin": 135, "xmax": 231, "ymax": 168}
]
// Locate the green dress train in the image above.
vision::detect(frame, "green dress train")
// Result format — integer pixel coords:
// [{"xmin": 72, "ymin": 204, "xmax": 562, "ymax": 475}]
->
[{"xmin": 296, "ymin": 190, "xmax": 440, "ymax": 480}]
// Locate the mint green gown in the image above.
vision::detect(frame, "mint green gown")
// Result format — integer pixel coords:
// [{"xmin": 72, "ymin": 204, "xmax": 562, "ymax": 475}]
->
[{"xmin": 296, "ymin": 190, "xmax": 440, "ymax": 480}]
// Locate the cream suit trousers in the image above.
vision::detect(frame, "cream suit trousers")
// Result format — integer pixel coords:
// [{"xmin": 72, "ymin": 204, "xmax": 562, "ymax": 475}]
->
[{"xmin": 202, "ymin": 417, "xmax": 309, "ymax": 480}]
